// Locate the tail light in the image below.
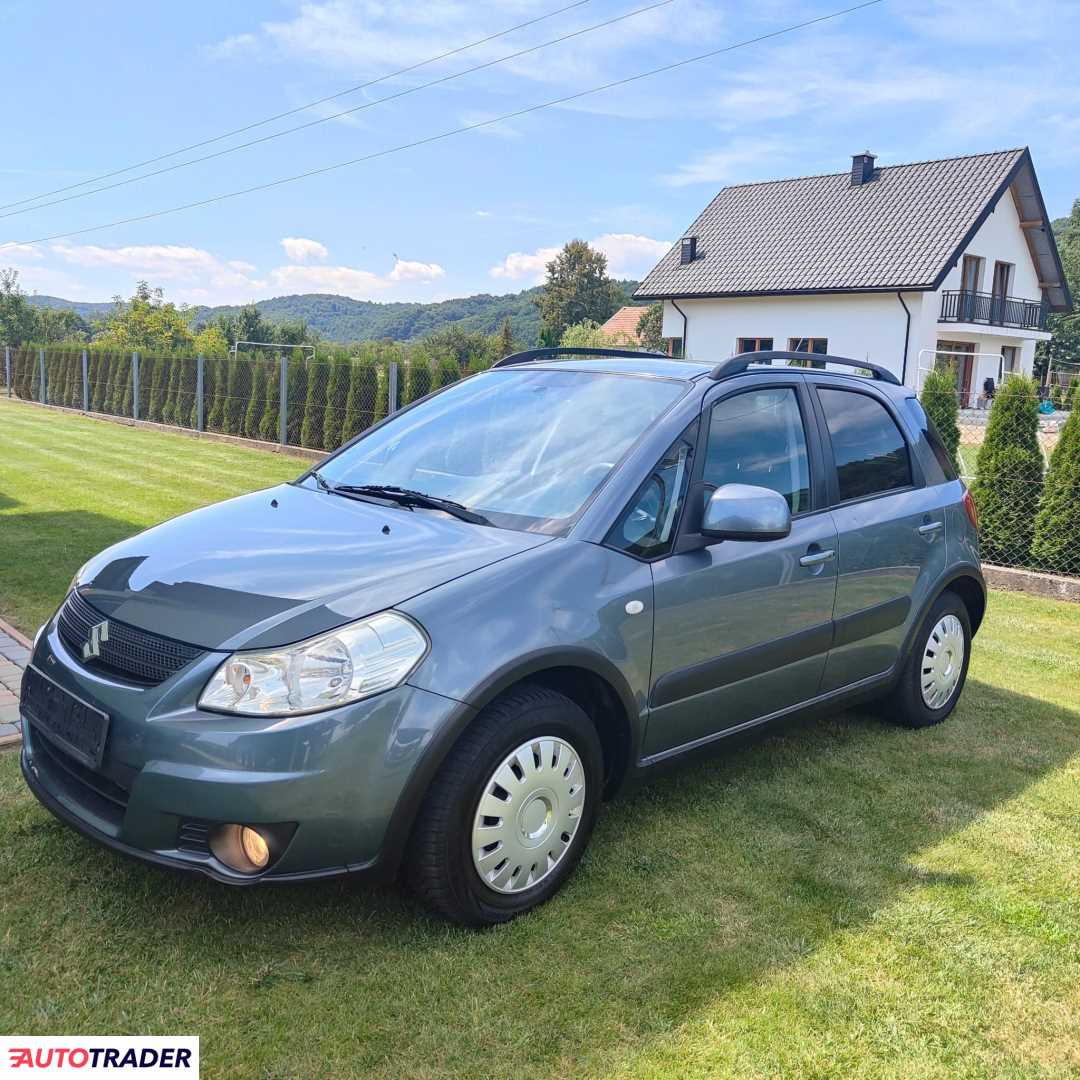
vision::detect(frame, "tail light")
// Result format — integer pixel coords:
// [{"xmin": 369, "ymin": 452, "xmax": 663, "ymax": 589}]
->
[{"xmin": 962, "ymin": 488, "xmax": 979, "ymax": 531}]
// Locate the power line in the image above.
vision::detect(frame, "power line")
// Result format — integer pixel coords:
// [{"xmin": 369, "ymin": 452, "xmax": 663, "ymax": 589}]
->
[
  {"xmin": 2, "ymin": 0, "xmax": 884, "ymax": 250},
  {"xmin": 0, "ymin": 0, "xmax": 594, "ymax": 213},
  {"xmin": 0, "ymin": 0, "xmax": 674, "ymax": 222}
]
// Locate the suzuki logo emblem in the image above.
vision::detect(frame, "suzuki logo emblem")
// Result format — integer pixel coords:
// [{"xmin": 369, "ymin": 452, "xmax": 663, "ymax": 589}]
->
[{"xmin": 82, "ymin": 620, "xmax": 109, "ymax": 661}]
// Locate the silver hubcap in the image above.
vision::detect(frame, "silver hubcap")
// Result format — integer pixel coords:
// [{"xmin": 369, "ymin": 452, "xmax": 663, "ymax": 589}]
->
[
  {"xmin": 921, "ymin": 614, "xmax": 965, "ymax": 709},
  {"xmin": 471, "ymin": 736, "xmax": 586, "ymax": 895}
]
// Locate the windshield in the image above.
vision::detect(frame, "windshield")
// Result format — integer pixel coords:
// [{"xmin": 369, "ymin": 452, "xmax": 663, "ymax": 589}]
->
[{"xmin": 308, "ymin": 368, "xmax": 686, "ymax": 533}]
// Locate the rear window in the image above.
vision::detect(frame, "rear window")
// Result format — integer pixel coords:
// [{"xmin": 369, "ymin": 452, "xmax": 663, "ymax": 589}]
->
[
  {"xmin": 904, "ymin": 397, "xmax": 958, "ymax": 484},
  {"xmin": 818, "ymin": 388, "xmax": 913, "ymax": 502}
]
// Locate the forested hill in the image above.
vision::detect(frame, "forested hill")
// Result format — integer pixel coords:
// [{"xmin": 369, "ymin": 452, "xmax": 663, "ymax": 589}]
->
[{"xmin": 28, "ymin": 281, "xmax": 640, "ymax": 345}]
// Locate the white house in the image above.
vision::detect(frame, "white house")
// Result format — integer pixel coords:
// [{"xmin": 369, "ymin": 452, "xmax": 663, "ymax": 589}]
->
[{"xmin": 635, "ymin": 148, "xmax": 1071, "ymax": 403}]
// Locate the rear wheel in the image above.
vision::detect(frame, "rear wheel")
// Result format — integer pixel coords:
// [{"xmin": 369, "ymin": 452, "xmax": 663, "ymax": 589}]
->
[
  {"xmin": 405, "ymin": 684, "xmax": 602, "ymax": 926},
  {"xmin": 886, "ymin": 590, "xmax": 971, "ymax": 728}
]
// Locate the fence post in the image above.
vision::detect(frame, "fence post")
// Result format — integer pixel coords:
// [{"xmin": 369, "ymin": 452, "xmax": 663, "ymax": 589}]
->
[
  {"xmin": 38, "ymin": 348, "xmax": 46, "ymax": 404},
  {"xmin": 279, "ymin": 354, "xmax": 288, "ymax": 445},
  {"xmin": 4, "ymin": 346, "xmax": 10, "ymax": 398},
  {"xmin": 81, "ymin": 350, "xmax": 89, "ymax": 411},
  {"xmin": 196, "ymin": 356, "xmax": 204, "ymax": 431},
  {"xmin": 388, "ymin": 361, "xmax": 399, "ymax": 415},
  {"xmin": 132, "ymin": 352, "xmax": 140, "ymax": 421}
]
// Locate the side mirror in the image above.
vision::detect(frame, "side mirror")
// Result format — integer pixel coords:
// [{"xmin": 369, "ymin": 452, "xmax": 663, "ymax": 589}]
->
[{"xmin": 701, "ymin": 484, "xmax": 791, "ymax": 542}]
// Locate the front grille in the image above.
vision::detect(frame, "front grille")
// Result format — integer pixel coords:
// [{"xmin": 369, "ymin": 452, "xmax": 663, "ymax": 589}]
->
[
  {"xmin": 57, "ymin": 589, "xmax": 205, "ymax": 686},
  {"xmin": 30, "ymin": 722, "xmax": 130, "ymax": 830}
]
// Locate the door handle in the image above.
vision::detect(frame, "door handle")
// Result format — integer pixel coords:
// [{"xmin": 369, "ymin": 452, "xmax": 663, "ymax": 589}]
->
[
  {"xmin": 799, "ymin": 548, "xmax": 836, "ymax": 567},
  {"xmin": 918, "ymin": 521, "xmax": 944, "ymax": 535}
]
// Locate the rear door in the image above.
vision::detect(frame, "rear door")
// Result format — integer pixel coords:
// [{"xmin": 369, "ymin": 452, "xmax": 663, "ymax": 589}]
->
[
  {"xmin": 643, "ymin": 377, "xmax": 838, "ymax": 759},
  {"xmin": 810, "ymin": 381, "xmax": 949, "ymax": 692}
]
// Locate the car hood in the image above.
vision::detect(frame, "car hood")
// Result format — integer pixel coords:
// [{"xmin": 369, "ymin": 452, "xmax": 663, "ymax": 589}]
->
[{"xmin": 76, "ymin": 484, "xmax": 552, "ymax": 651}]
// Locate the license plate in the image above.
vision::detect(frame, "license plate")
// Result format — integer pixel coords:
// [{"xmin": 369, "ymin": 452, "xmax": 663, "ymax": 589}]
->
[{"xmin": 20, "ymin": 665, "xmax": 110, "ymax": 769}]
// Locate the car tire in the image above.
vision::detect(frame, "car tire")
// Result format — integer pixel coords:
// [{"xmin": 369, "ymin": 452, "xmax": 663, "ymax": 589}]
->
[
  {"xmin": 886, "ymin": 590, "xmax": 972, "ymax": 729},
  {"xmin": 405, "ymin": 683, "xmax": 603, "ymax": 927}
]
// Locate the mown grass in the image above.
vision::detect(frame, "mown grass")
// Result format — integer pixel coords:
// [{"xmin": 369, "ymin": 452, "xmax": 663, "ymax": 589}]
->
[
  {"xmin": 1, "ymin": 397, "xmax": 1078, "ymax": 1077},
  {"xmin": 0, "ymin": 398, "xmax": 302, "ymax": 634}
]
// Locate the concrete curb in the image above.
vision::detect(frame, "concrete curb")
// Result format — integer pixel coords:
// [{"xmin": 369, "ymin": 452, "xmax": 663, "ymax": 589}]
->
[
  {"xmin": 0, "ymin": 617, "xmax": 31, "ymax": 649},
  {"xmin": 2, "ymin": 397, "xmax": 324, "ymax": 463},
  {"xmin": 983, "ymin": 563, "xmax": 1080, "ymax": 603},
  {"xmin": 0, "ymin": 620, "xmax": 28, "ymax": 750}
]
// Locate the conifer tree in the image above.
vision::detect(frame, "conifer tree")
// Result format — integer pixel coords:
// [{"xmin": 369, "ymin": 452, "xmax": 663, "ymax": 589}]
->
[
  {"xmin": 244, "ymin": 358, "xmax": 266, "ymax": 439},
  {"xmin": 922, "ymin": 366, "xmax": 961, "ymax": 473},
  {"xmin": 259, "ymin": 355, "xmax": 281, "ymax": 441},
  {"xmin": 1031, "ymin": 405, "xmax": 1080, "ymax": 573}
]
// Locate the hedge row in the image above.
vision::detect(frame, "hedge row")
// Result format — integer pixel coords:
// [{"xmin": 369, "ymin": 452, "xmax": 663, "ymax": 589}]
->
[{"xmin": 9, "ymin": 346, "xmax": 475, "ymax": 451}]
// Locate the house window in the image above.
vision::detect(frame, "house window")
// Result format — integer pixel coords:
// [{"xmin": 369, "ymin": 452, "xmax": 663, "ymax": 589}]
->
[
  {"xmin": 736, "ymin": 337, "xmax": 773, "ymax": 354},
  {"xmin": 990, "ymin": 261, "xmax": 1013, "ymax": 325},
  {"xmin": 788, "ymin": 337, "xmax": 828, "ymax": 369},
  {"xmin": 961, "ymin": 255, "xmax": 983, "ymax": 293},
  {"xmin": 1000, "ymin": 346, "xmax": 1018, "ymax": 378}
]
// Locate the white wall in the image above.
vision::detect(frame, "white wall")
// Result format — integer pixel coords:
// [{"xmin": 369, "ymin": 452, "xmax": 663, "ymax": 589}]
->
[
  {"xmin": 937, "ymin": 189, "xmax": 1041, "ymax": 299},
  {"xmin": 661, "ymin": 187, "xmax": 1047, "ymax": 393},
  {"xmin": 662, "ymin": 291, "xmax": 924, "ymax": 383}
]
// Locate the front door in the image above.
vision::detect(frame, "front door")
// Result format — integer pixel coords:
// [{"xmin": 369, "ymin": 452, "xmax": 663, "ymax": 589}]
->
[
  {"xmin": 810, "ymin": 383, "xmax": 949, "ymax": 691},
  {"xmin": 644, "ymin": 381, "xmax": 838, "ymax": 759},
  {"xmin": 937, "ymin": 341, "xmax": 975, "ymax": 409}
]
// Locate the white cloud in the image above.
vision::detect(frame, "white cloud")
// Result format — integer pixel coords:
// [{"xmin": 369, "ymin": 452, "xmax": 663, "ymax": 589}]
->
[
  {"xmin": 269, "ymin": 257, "xmax": 444, "ymax": 298},
  {"xmin": 280, "ymin": 237, "xmax": 329, "ymax": 262},
  {"xmin": 0, "ymin": 242, "xmax": 43, "ymax": 262},
  {"xmin": 489, "ymin": 246, "xmax": 560, "ymax": 282},
  {"xmin": 489, "ymin": 234, "xmax": 670, "ymax": 283},
  {"xmin": 660, "ymin": 136, "xmax": 802, "ymax": 188},
  {"xmin": 592, "ymin": 233, "xmax": 672, "ymax": 278},
  {"xmin": 388, "ymin": 258, "xmax": 445, "ymax": 283},
  {"xmin": 203, "ymin": 32, "xmax": 258, "ymax": 62}
]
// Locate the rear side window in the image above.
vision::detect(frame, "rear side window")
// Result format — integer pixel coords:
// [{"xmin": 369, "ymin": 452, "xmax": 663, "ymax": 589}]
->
[
  {"xmin": 904, "ymin": 397, "xmax": 958, "ymax": 484},
  {"xmin": 818, "ymin": 388, "xmax": 913, "ymax": 502}
]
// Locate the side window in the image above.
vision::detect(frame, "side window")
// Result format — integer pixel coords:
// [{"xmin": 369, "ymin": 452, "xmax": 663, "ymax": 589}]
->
[
  {"xmin": 904, "ymin": 396, "xmax": 957, "ymax": 485},
  {"xmin": 704, "ymin": 387, "xmax": 811, "ymax": 513},
  {"xmin": 818, "ymin": 388, "xmax": 913, "ymax": 502},
  {"xmin": 607, "ymin": 423, "xmax": 697, "ymax": 559}
]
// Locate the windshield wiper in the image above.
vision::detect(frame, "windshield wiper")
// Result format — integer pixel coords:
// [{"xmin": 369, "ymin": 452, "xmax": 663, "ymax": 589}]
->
[{"xmin": 322, "ymin": 480, "xmax": 493, "ymax": 526}]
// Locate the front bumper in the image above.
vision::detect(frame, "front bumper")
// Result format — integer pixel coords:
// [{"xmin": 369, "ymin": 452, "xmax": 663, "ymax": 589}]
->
[{"xmin": 20, "ymin": 619, "xmax": 467, "ymax": 884}]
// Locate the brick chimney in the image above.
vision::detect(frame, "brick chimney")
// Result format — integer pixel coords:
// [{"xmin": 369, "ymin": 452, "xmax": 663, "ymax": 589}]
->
[{"xmin": 850, "ymin": 151, "xmax": 876, "ymax": 186}]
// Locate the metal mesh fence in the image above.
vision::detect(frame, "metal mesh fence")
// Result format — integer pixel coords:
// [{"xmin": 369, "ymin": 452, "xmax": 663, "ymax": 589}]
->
[
  {"xmin": 2, "ymin": 346, "xmax": 451, "ymax": 453},
  {"xmin": 918, "ymin": 363, "xmax": 1079, "ymax": 579}
]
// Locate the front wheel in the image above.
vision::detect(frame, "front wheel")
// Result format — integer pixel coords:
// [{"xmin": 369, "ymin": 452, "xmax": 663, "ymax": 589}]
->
[
  {"xmin": 886, "ymin": 590, "xmax": 972, "ymax": 728},
  {"xmin": 405, "ymin": 684, "xmax": 603, "ymax": 926}
]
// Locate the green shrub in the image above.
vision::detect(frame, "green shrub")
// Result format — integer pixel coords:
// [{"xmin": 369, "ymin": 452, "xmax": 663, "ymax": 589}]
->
[
  {"xmin": 87, "ymin": 354, "xmax": 103, "ymax": 410},
  {"xmin": 160, "ymin": 358, "xmax": 178, "ymax": 424},
  {"xmin": 922, "ymin": 367, "xmax": 961, "ymax": 473},
  {"xmin": 1050, "ymin": 383, "xmax": 1065, "ymax": 410},
  {"xmin": 1030, "ymin": 406, "xmax": 1080, "ymax": 573},
  {"xmin": 207, "ymin": 358, "xmax": 227, "ymax": 431},
  {"xmin": 168, "ymin": 357, "xmax": 187, "ymax": 427},
  {"xmin": 970, "ymin": 375, "xmax": 1044, "ymax": 566},
  {"xmin": 244, "ymin": 359, "xmax": 266, "ymax": 439},
  {"xmin": 322, "ymin": 354, "xmax": 349, "ymax": 450},
  {"xmin": 222, "ymin": 357, "xmax": 246, "ymax": 435},
  {"xmin": 259, "ymin": 356, "xmax": 281, "ymax": 441},
  {"xmin": 433, "ymin": 356, "xmax": 460, "ymax": 390},
  {"xmin": 286, "ymin": 352, "xmax": 306, "ymax": 446},
  {"xmin": 29, "ymin": 351, "xmax": 41, "ymax": 401},
  {"xmin": 403, "ymin": 355, "xmax": 432, "ymax": 405},
  {"xmin": 300, "ymin": 359, "xmax": 327, "ymax": 450}
]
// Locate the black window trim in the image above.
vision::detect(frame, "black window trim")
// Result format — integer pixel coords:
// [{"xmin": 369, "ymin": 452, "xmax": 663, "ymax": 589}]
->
[
  {"xmin": 682, "ymin": 375, "xmax": 828, "ymax": 541},
  {"xmin": 807, "ymin": 379, "xmax": 925, "ymax": 509},
  {"xmin": 601, "ymin": 419, "xmax": 700, "ymax": 564}
]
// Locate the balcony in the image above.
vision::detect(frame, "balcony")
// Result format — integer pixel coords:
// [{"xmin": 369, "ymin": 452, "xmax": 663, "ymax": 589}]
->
[{"xmin": 939, "ymin": 289, "xmax": 1047, "ymax": 331}]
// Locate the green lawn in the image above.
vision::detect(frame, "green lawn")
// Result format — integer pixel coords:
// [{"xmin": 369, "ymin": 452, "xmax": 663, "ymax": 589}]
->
[
  {"xmin": 1, "ymin": 397, "xmax": 1078, "ymax": 1077},
  {"xmin": 0, "ymin": 397, "xmax": 302, "ymax": 635}
]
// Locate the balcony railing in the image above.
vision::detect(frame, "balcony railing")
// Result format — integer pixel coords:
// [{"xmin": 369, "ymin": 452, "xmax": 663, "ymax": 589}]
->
[{"xmin": 939, "ymin": 289, "xmax": 1047, "ymax": 331}]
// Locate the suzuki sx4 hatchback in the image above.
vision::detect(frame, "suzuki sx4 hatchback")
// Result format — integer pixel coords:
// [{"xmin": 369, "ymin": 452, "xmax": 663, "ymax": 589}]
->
[{"xmin": 21, "ymin": 349, "xmax": 984, "ymax": 926}]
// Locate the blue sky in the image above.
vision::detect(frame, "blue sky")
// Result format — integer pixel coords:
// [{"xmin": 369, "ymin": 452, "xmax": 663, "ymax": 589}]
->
[{"xmin": 1, "ymin": 0, "xmax": 1077, "ymax": 307}]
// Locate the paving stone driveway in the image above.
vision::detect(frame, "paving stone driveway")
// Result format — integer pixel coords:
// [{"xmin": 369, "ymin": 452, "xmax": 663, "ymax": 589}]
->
[{"xmin": 0, "ymin": 626, "xmax": 28, "ymax": 746}]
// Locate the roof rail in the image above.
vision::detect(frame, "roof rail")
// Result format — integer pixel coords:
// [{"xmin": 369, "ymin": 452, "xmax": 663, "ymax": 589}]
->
[
  {"xmin": 709, "ymin": 350, "xmax": 901, "ymax": 385},
  {"xmin": 493, "ymin": 346, "xmax": 669, "ymax": 368}
]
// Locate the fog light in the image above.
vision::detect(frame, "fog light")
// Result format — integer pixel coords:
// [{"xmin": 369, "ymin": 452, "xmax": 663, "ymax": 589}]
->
[
  {"xmin": 210, "ymin": 823, "xmax": 273, "ymax": 874},
  {"xmin": 240, "ymin": 826, "xmax": 270, "ymax": 869}
]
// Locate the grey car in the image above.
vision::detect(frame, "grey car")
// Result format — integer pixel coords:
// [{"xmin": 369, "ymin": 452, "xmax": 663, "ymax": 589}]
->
[{"xmin": 20, "ymin": 348, "xmax": 984, "ymax": 926}]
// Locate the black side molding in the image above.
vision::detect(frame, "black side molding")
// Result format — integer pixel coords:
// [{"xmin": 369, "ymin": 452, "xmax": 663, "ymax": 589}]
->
[
  {"xmin": 832, "ymin": 596, "xmax": 911, "ymax": 648},
  {"xmin": 650, "ymin": 621, "xmax": 833, "ymax": 709}
]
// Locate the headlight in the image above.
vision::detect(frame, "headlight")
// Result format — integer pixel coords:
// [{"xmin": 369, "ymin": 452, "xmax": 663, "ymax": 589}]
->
[{"xmin": 198, "ymin": 612, "xmax": 427, "ymax": 717}]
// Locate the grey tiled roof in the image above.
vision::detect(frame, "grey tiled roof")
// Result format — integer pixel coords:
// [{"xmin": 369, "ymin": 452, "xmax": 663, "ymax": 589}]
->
[{"xmin": 635, "ymin": 149, "xmax": 1027, "ymax": 299}]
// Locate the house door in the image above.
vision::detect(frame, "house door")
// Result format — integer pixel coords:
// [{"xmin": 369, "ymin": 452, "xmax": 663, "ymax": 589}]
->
[
  {"xmin": 991, "ymin": 261, "xmax": 1012, "ymax": 325},
  {"xmin": 960, "ymin": 255, "xmax": 982, "ymax": 321},
  {"xmin": 937, "ymin": 340, "xmax": 976, "ymax": 408}
]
